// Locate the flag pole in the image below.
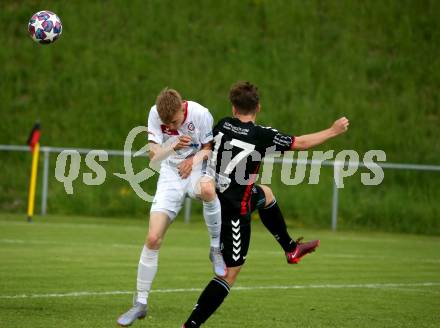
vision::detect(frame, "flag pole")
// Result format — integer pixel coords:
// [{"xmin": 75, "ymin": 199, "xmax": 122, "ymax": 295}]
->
[
  {"xmin": 27, "ymin": 142, "xmax": 40, "ymax": 222},
  {"xmin": 26, "ymin": 122, "xmax": 41, "ymax": 222}
]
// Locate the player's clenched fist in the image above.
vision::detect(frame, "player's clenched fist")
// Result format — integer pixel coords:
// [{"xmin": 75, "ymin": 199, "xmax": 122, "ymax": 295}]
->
[
  {"xmin": 173, "ymin": 135, "xmax": 192, "ymax": 150},
  {"xmin": 331, "ymin": 117, "xmax": 350, "ymax": 135}
]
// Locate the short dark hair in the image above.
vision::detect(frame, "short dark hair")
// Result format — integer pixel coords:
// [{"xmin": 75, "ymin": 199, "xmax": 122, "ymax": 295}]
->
[{"xmin": 229, "ymin": 81, "xmax": 260, "ymax": 114}]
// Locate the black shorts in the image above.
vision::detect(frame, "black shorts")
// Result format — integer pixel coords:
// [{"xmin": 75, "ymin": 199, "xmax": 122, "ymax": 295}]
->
[
  {"xmin": 250, "ymin": 185, "xmax": 266, "ymax": 213},
  {"xmin": 220, "ymin": 185, "xmax": 266, "ymax": 267}
]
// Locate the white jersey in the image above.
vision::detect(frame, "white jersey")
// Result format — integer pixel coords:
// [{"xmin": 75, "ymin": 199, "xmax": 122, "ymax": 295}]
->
[{"xmin": 147, "ymin": 101, "xmax": 214, "ymax": 167}]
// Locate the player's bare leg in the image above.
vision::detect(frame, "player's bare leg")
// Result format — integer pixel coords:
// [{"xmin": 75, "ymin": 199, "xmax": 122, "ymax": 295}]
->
[
  {"xmin": 197, "ymin": 176, "xmax": 226, "ymax": 277},
  {"xmin": 257, "ymin": 185, "xmax": 320, "ymax": 264},
  {"xmin": 182, "ymin": 266, "xmax": 241, "ymax": 328},
  {"xmin": 117, "ymin": 211, "xmax": 171, "ymax": 327}
]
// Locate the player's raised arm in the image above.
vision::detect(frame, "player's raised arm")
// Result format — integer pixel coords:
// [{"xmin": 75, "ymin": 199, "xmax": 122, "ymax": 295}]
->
[{"xmin": 292, "ymin": 117, "xmax": 349, "ymax": 150}]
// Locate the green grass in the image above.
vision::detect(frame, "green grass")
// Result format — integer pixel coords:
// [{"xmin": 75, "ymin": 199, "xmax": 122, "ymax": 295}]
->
[{"xmin": 0, "ymin": 213, "xmax": 439, "ymax": 327}]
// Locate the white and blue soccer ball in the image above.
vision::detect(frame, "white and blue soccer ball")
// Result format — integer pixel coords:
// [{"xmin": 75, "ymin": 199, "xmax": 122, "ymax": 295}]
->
[{"xmin": 28, "ymin": 11, "xmax": 62, "ymax": 44}]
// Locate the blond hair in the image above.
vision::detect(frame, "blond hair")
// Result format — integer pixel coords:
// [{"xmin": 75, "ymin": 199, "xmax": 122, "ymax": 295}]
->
[{"xmin": 156, "ymin": 88, "xmax": 183, "ymax": 123}]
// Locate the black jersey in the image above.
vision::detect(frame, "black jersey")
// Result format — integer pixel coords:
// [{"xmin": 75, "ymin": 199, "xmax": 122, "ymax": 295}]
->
[{"xmin": 211, "ymin": 117, "xmax": 295, "ymax": 216}]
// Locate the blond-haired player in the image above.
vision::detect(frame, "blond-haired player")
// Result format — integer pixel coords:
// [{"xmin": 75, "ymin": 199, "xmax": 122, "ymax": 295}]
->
[{"xmin": 117, "ymin": 88, "xmax": 225, "ymax": 327}]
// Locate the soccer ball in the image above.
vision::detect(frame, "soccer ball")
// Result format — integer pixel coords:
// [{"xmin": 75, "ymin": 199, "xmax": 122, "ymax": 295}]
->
[{"xmin": 28, "ymin": 11, "xmax": 62, "ymax": 44}]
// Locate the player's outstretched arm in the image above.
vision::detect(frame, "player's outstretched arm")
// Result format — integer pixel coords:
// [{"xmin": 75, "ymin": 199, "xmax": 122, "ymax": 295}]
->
[{"xmin": 292, "ymin": 117, "xmax": 349, "ymax": 150}]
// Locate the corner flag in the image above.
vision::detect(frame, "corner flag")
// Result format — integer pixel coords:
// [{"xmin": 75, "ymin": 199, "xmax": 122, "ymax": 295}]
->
[{"xmin": 27, "ymin": 122, "xmax": 41, "ymax": 222}]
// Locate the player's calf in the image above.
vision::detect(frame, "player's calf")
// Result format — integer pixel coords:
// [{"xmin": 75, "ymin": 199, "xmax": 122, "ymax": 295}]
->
[{"xmin": 199, "ymin": 177, "xmax": 225, "ymax": 276}]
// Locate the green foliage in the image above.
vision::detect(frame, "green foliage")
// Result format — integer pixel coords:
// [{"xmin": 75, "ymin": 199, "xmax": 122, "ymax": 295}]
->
[{"xmin": 0, "ymin": 1, "xmax": 439, "ymax": 233}]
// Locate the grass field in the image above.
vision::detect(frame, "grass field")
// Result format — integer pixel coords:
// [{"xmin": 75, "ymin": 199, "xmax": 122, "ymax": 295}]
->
[{"xmin": 0, "ymin": 214, "xmax": 439, "ymax": 328}]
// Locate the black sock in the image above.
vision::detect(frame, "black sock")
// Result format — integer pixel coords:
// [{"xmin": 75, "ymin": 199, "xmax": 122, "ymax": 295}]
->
[
  {"xmin": 183, "ymin": 277, "xmax": 230, "ymax": 328},
  {"xmin": 259, "ymin": 200, "xmax": 297, "ymax": 252}
]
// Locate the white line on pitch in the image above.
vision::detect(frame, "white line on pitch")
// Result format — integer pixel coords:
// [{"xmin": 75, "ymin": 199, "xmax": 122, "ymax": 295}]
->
[{"xmin": 1, "ymin": 282, "xmax": 439, "ymax": 300}]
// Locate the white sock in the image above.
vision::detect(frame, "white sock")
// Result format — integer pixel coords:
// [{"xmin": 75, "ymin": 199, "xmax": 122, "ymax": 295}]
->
[
  {"xmin": 136, "ymin": 245, "xmax": 159, "ymax": 305},
  {"xmin": 203, "ymin": 197, "xmax": 221, "ymax": 248}
]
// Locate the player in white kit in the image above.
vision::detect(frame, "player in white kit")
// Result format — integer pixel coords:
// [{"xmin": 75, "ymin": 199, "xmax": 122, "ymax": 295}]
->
[{"xmin": 117, "ymin": 88, "xmax": 225, "ymax": 327}]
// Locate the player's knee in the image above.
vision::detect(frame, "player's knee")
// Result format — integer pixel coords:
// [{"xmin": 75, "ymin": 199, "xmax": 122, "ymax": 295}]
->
[
  {"xmin": 259, "ymin": 185, "xmax": 275, "ymax": 206},
  {"xmin": 146, "ymin": 233, "xmax": 162, "ymax": 249},
  {"xmin": 199, "ymin": 179, "xmax": 216, "ymax": 201}
]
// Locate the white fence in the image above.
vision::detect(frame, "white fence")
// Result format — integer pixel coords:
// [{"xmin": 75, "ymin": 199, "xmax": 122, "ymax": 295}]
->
[{"xmin": 1, "ymin": 144, "xmax": 440, "ymax": 231}]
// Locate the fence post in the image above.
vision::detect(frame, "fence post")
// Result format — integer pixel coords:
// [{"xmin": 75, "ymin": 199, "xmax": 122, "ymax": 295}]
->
[
  {"xmin": 332, "ymin": 161, "xmax": 342, "ymax": 231},
  {"xmin": 41, "ymin": 149, "xmax": 50, "ymax": 215},
  {"xmin": 184, "ymin": 197, "xmax": 192, "ymax": 223}
]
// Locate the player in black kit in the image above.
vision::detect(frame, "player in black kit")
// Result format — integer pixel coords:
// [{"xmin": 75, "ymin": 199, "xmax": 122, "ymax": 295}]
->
[{"xmin": 182, "ymin": 82, "xmax": 350, "ymax": 328}]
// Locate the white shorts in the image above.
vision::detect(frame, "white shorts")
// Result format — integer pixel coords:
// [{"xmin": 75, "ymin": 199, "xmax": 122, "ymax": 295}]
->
[{"xmin": 150, "ymin": 163, "xmax": 204, "ymax": 220}]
